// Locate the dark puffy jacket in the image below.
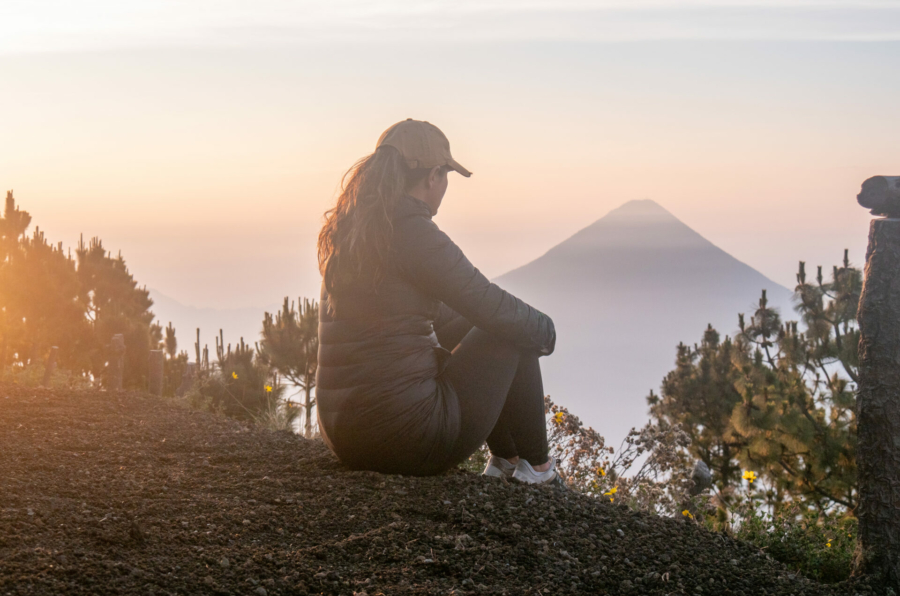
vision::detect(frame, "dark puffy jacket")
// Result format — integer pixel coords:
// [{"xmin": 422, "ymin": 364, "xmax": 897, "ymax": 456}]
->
[{"xmin": 316, "ymin": 194, "xmax": 555, "ymax": 474}]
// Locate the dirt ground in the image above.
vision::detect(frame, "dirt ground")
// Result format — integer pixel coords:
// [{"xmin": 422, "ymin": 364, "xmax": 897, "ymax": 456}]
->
[{"xmin": 0, "ymin": 384, "xmax": 883, "ymax": 595}]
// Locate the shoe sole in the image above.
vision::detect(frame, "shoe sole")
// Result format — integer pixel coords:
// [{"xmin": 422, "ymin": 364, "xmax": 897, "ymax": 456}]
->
[
  {"xmin": 510, "ymin": 469, "xmax": 570, "ymax": 490},
  {"xmin": 483, "ymin": 466, "xmax": 513, "ymax": 478}
]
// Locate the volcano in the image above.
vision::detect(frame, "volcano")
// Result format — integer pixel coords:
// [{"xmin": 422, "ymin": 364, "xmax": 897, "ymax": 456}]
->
[{"xmin": 494, "ymin": 199, "xmax": 793, "ymax": 446}]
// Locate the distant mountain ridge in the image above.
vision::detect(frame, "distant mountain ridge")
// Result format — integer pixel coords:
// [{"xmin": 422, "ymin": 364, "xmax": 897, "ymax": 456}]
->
[
  {"xmin": 149, "ymin": 290, "xmax": 278, "ymax": 356},
  {"xmin": 495, "ymin": 199, "xmax": 793, "ymax": 446}
]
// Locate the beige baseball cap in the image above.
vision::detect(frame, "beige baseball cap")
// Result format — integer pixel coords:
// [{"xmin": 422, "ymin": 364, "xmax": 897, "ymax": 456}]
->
[{"xmin": 376, "ymin": 119, "xmax": 472, "ymax": 177}]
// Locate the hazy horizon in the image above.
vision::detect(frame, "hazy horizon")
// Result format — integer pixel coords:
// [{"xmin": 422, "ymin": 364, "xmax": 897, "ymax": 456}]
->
[
  {"xmin": 3, "ymin": 1, "xmax": 895, "ymax": 308},
  {"xmin": 145, "ymin": 196, "xmax": 798, "ymax": 445},
  {"xmin": 149, "ymin": 197, "xmax": 792, "ymax": 313}
]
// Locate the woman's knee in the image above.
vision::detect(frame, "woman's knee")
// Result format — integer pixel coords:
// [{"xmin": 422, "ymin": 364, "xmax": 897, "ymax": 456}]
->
[{"xmin": 458, "ymin": 327, "xmax": 523, "ymax": 357}]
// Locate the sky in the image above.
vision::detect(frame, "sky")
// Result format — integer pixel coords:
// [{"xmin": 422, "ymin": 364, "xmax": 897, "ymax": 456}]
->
[{"xmin": 2, "ymin": 1, "xmax": 898, "ymax": 309}]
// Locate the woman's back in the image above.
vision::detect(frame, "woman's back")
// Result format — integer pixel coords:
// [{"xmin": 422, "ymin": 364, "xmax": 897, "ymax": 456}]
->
[
  {"xmin": 317, "ymin": 193, "xmax": 446, "ymax": 386},
  {"xmin": 317, "ymin": 193, "xmax": 554, "ymax": 473},
  {"xmin": 315, "ymin": 120, "xmax": 556, "ymax": 479}
]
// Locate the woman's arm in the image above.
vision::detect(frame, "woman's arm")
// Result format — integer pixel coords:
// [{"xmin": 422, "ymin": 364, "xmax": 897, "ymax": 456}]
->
[
  {"xmin": 394, "ymin": 211, "xmax": 556, "ymax": 355},
  {"xmin": 434, "ymin": 301, "xmax": 463, "ymax": 331}
]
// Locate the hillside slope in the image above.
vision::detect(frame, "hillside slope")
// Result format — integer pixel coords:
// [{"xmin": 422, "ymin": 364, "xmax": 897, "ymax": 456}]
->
[
  {"xmin": 0, "ymin": 385, "xmax": 878, "ymax": 596},
  {"xmin": 495, "ymin": 200, "xmax": 794, "ymax": 445}
]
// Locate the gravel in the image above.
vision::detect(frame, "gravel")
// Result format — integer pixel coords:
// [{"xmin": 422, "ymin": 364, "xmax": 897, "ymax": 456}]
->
[{"xmin": 0, "ymin": 385, "xmax": 885, "ymax": 595}]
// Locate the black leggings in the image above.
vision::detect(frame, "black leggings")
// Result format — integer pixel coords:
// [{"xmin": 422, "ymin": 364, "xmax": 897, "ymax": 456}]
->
[{"xmin": 435, "ymin": 316, "xmax": 550, "ymax": 467}]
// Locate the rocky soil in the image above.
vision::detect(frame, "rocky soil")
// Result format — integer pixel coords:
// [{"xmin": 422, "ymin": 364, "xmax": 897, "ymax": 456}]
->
[{"xmin": 0, "ymin": 385, "xmax": 883, "ymax": 595}]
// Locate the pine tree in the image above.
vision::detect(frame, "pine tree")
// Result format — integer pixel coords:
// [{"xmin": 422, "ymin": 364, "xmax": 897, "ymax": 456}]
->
[
  {"xmin": 76, "ymin": 236, "xmax": 160, "ymax": 389},
  {"xmin": 0, "ymin": 192, "xmax": 89, "ymax": 375},
  {"xmin": 158, "ymin": 322, "xmax": 187, "ymax": 397},
  {"xmin": 259, "ymin": 298, "xmax": 319, "ymax": 437},
  {"xmin": 0, "ymin": 190, "xmax": 31, "ymax": 263},
  {"xmin": 650, "ymin": 252, "xmax": 860, "ymax": 512},
  {"xmin": 0, "ymin": 191, "xmax": 32, "ymax": 370},
  {"xmin": 647, "ymin": 326, "xmax": 746, "ymax": 495},
  {"xmin": 164, "ymin": 322, "xmax": 178, "ymax": 358}
]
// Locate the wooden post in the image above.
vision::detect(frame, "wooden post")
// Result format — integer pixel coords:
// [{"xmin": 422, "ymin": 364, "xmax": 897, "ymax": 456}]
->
[
  {"xmin": 176, "ymin": 362, "xmax": 196, "ymax": 397},
  {"xmin": 854, "ymin": 175, "xmax": 900, "ymax": 587},
  {"xmin": 0, "ymin": 309, "xmax": 7, "ymax": 375},
  {"xmin": 148, "ymin": 350, "xmax": 164, "ymax": 396},
  {"xmin": 858, "ymin": 176, "xmax": 900, "ymax": 217},
  {"xmin": 41, "ymin": 346, "xmax": 58, "ymax": 387},
  {"xmin": 0, "ymin": 335, "xmax": 7, "ymax": 375},
  {"xmin": 110, "ymin": 334, "xmax": 125, "ymax": 392}
]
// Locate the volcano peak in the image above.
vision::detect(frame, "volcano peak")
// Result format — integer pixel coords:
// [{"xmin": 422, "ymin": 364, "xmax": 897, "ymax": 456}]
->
[{"xmin": 494, "ymin": 199, "xmax": 791, "ymax": 446}]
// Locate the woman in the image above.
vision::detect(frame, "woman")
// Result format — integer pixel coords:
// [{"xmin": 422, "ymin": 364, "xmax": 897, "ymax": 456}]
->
[{"xmin": 315, "ymin": 119, "xmax": 560, "ymax": 485}]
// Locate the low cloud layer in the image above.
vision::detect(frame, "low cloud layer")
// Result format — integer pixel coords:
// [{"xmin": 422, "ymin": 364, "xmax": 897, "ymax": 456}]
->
[{"xmin": 3, "ymin": 0, "xmax": 900, "ymax": 53}]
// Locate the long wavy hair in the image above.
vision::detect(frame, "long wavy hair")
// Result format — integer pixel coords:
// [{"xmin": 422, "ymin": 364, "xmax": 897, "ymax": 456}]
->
[{"xmin": 317, "ymin": 146, "xmax": 430, "ymax": 316}]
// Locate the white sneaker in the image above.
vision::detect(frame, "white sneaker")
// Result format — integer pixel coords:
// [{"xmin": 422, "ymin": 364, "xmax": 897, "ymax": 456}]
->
[
  {"xmin": 512, "ymin": 458, "xmax": 565, "ymax": 487},
  {"xmin": 483, "ymin": 455, "xmax": 516, "ymax": 478}
]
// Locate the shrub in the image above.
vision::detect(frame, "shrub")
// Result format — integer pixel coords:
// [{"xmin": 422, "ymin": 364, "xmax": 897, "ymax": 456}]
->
[
  {"xmin": 162, "ymin": 351, "xmax": 188, "ymax": 397},
  {"xmin": 191, "ymin": 334, "xmax": 272, "ymax": 419},
  {"xmin": 545, "ymin": 396, "xmax": 697, "ymax": 515},
  {"xmin": 0, "ymin": 362, "xmax": 91, "ymax": 390},
  {"xmin": 182, "ymin": 330, "xmax": 296, "ymax": 434},
  {"xmin": 464, "ymin": 396, "xmax": 700, "ymax": 516},
  {"xmin": 254, "ymin": 398, "xmax": 302, "ymax": 433},
  {"xmin": 723, "ymin": 499, "xmax": 857, "ymax": 583}
]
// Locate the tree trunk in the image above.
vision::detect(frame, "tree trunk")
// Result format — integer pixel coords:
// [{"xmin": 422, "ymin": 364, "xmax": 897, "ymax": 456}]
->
[
  {"xmin": 177, "ymin": 362, "xmax": 196, "ymax": 397},
  {"xmin": 855, "ymin": 217, "xmax": 900, "ymax": 587},
  {"xmin": 110, "ymin": 334, "xmax": 126, "ymax": 392}
]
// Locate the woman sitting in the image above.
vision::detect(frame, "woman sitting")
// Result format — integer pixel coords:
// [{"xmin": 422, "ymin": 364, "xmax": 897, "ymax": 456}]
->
[{"xmin": 315, "ymin": 119, "xmax": 559, "ymax": 485}]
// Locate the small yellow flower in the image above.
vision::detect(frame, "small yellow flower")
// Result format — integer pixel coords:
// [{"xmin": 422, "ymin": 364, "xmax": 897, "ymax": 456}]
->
[
  {"xmin": 553, "ymin": 412, "xmax": 565, "ymax": 424},
  {"xmin": 265, "ymin": 385, "xmax": 273, "ymax": 393},
  {"xmin": 596, "ymin": 467, "xmax": 606, "ymax": 476},
  {"xmin": 826, "ymin": 541, "xmax": 832, "ymax": 548},
  {"xmin": 232, "ymin": 371, "xmax": 238, "ymax": 380},
  {"xmin": 681, "ymin": 509, "xmax": 694, "ymax": 519},
  {"xmin": 742, "ymin": 470, "xmax": 757, "ymax": 483},
  {"xmin": 603, "ymin": 486, "xmax": 617, "ymax": 502}
]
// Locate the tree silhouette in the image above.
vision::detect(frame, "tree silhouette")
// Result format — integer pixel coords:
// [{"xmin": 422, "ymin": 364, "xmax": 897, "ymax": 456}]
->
[
  {"xmin": 0, "ymin": 190, "xmax": 31, "ymax": 263},
  {"xmin": 650, "ymin": 253, "xmax": 860, "ymax": 513},
  {"xmin": 0, "ymin": 192, "xmax": 90, "ymax": 374},
  {"xmin": 646, "ymin": 325, "xmax": 745, "ymax": 496},
  {"xmin": 260, "ymin": 297, "xmax": 319, "ymax": 437},
  {"xmin": 164, "ymin": 322, "xmax": 177, "ymax": 359},
  {"xmin": 76, "ymin": 236, "xmax": 160, "ymax": 389},
  {"xmin": 0, "ymin": 191, "xmax": 161, "ymax": 388}
]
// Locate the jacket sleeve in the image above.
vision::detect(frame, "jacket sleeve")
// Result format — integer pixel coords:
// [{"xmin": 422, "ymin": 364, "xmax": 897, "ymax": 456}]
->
[
  {"xmin": 434, "ymin": 301, "xmax": 463, "ymax": 331},
  {"xmin": 394, "ymin": 213, "xmax": 556, "ymax": 354}
]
